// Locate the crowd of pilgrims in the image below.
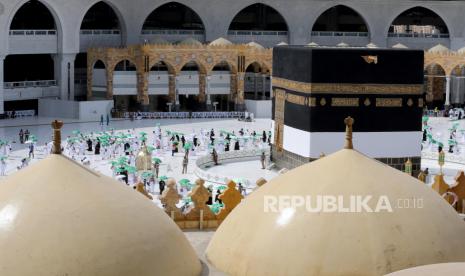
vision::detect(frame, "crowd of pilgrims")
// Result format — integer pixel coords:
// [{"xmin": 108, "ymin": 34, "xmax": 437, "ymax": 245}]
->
[
  {"xmin": 422, "ymin": 117, "xmax": 465, "ymax": 155},
  {"xmin": 48, "ymin": 124, "xmax": 271, "ymax": 206}
]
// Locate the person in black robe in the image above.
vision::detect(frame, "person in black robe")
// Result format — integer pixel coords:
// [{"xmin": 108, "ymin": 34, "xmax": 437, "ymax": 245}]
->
[
  {"xmin": 225, "ymin": 143, "xmax": 230, "ymax": 152},
  {"xmin": 95, "ymin": 141, "xmax": 101, "ymax": 155},
  {"xmin": 422, "ymin": 129, "xmax": 427, "ymax": 142},
  {"xmin": 239, "ymin": 128, "xmax": 244, "ymax": 136},
  {"xmin": 175, "ymin": 134, "xmax": 180, "ymax": 142},
  {"xmin": 234, "ymin": 141, "xmax": 240, "ymax": 151},
  {"xmin": 262, "ymin": 131, "xmax": 267, "ymax": 143},
  {"xmin": 215, "ymin": 189, "xmax": 223, "ymax": 204},
  {"xmin": 207, "ymin": 187, "xmax": 213, "ymax": 205},
  {"xmin": 181, "ymin": 135, "xmax": 186, "ymax": 147},
  {"xmin": 124, "ymin": 142, "xmax": 130, "ymax": 155},
  {"xmin": 193, "ymin": 136, "xmax": 198, "ymax": 147},
  {"xmin": 159, "ymin": 180, "xmax": 166, "ymax": 194},
  {"xmin": 87, "ymin": 138, "xmax": 93, "ymax": 151},
  {"xmin": 212, "ymin": 149, "xmax": 219, "ymax": 165}
]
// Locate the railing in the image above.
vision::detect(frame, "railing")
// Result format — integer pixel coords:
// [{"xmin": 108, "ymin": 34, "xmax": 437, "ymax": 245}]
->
[
  {"xmin": 228, "ymin": 30, "xmax": 288, "ymax": 36},
  {"xmin": 141, "ymin": 29, "xmax": 205, "ymax": 35},
  {"xmin": 9, "ymin": 30, "xmax": 56, "ymax": 35},
  {"xmin": 388, "ymin": 33, "xmax": 450, "ymax": 38},
  {"xmin": 111, "ymin": 111, "xmax": 245, "ymax": 119},
  {"xmin": 194, "ymin": 147, "xmax": 271, "ymax": 187},
  {"xmin": 4, "ymin": 80, "xmax": 57, "ymax": 89},
  {"xmin": 80, "ymin": 29, "xmax": 121, "ymax": 35},
  {"xmin": 311, "ymin": 31, "xmax": 368, "ymax": 37}
]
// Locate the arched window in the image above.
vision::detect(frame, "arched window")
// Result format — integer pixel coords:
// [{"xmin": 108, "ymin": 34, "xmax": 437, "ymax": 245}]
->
[
  {"xmin": 389, "ymin": 7, "xmax": 449, "ymax": 36},
  {"xmin": 142, "ymin": 2, "xmax": 204, "ymax": 30},
  {"xmin": 81, "ymin": 2, "xmax": 120, "ymax": 30},
  {"xmin": 229, "ymin": 4, "xmax": 287, "ymax": 31},
  {"xmin": 312, "ymin": 5, "xmax": 368, "ymax": 33},
  {"xmin": 10, "ymin": 1, "xmax": 56, "ymax": 30}
]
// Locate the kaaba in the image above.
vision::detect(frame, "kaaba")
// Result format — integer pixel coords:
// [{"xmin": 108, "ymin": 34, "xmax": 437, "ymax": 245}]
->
[{"xmin": 271, "ymin": 46, "xmax": 424, "ymax": 172}]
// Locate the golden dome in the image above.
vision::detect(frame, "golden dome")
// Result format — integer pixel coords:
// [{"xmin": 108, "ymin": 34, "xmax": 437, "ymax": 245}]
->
[
  {"xmin": 0, "ymin": 154, "xmax": 201, "ymax": 275},
  {"xmin": 385, "ymin": 263, "xmax": 465, "ymax": 275},
  {"xmin": 428, "ymin": 44, "xmax": 449, "ymax": 54},
  {"xmin": 209, "ymin": 37, "xmax": 233, "ymax": 46},
  {"xmin": 136, "ymin": 145, "xmax": 152, "ymax": 171},
  {"xmin": 206, "ymin": 139, "xmax": 465, "ymax": 275}
]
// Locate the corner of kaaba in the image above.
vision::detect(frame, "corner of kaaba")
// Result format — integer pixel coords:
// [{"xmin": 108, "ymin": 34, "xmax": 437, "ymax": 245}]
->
[{"xmin": 271, "ymin": 46, "xmax": 424, "ymax": 172}]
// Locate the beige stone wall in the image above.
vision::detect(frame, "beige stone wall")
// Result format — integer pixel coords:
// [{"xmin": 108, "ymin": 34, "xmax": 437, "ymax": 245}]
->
[{"xmin": 88, "ymin": 44, "xmax": 272, "ymax": 106}]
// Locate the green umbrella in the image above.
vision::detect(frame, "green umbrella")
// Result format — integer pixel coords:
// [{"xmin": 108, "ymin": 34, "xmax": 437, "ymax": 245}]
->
[
  {"xmin": 0, "ymin": 156, "xmax": 7, "ymax": 161},
  {"xmin": 141, "ymin": 171, "xmax": 154, "ymax": 180},
  {"xmin": 209, "ymin": 203, "xmax": 224, "ymax": 214},
  {"xmin": 147, "ymin": 146, "xmax": 155, "ymax": 153},
  {"xmin": 115, "ymin": 167, "xmax": 126, "ymax": 173},
  {"xmin": 152, "ymin": 157, "xmax": 162, "ymax": 164},
  {"xmin": 72, "ymin": 130, "xmax": 81, "ymax": 135},
  {"xmin": 179, "ymin": 179, "xmax": 191, "ymax": 187},
  {"xmin": 217, "ymin": 185, "xmax": 227, "ymax": 191},
  {"xmin": 125, "ymin": 166, "xmax": 137, "ymax": 174},
  {"xmin": 183, "ymin": 142, "xmax": 193, "ymax": 150},
  {"xmin": 158, "ymin": 176, "xmax": 168, "ymax": 181}
]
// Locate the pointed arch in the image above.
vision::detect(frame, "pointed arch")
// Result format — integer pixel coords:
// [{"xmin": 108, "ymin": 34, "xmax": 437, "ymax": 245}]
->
[
  {"xmin": 142, "ymin": 2, "xmax": 205, "ymax": 31},
  {"xmin": 311, "ymin": 4, "xmax": 369, "ymax": 33},
  {"xmin": 228, "ymin": 3, "xmax": 288, "ymax": 31},
  {"xmin": 387, "ymin": 6, "xmax": 450, "ymax": 37}
]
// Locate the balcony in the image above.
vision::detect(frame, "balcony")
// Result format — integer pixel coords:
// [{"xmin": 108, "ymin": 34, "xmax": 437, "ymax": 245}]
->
[
  {"xmin": 4, "ymin": 80, "xmax": 59, "ymax": 101},
  {"xmin": 141, "ymin": 29, "xmax": 205, "ymax": 43},
  {"xmin": 80, "ymin": 29, "xmax": 122, "ymax": 51},
  {"xmin": 228, "ymin": 30, "xmax": 288, "ymax": 48},
  {"xmin": 9, "ymin": 30, "xmax": 58, "ymax": 54},
  {"xmin": 387, "ymin": 33, "xmax": 450, "ymax": 49},
  {"xmin": 310, "ymin": 31, "xmax": 369, "ymax": 47}
]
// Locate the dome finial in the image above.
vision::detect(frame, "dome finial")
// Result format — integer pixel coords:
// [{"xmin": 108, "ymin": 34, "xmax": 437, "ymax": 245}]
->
[
  {"xmin": 51, "ymin": 120, "xmax": 64, "ymax": 154},
  {"xmin": 344, "ymin": 116, "xmax": 354, "ymax": 149}
]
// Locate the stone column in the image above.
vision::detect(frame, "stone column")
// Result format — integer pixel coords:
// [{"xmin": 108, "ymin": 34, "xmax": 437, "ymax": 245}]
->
[
  {"xmin": 254, "ymin": 73, "xmax": 258, "ymax": 100},
  {"xmin": 173, "ymin": 75, "xmax": 180, "ymax": 111},
  {"xmin": 86, "ymin": 60, "xmax": 93, "ymax": 100},
  {"xmin": 137, "ymin": 71, "xmax": 149, "ymax": 110},
  {"xmin": 236, "ymin": 73, "xmax": 246, "ymax": 111},
  {"xmin": 206, "ymin": 75, "xmax": 212, "ymax": 111},
  {"xmin": 0, "ymin": 56, "xmax": 4, "ymax": 115},
  {"xmin": 199, "ymin": 73, "xmax": 206, "ymax": 105},
  {"xmin": 106, "ymin": 68, "xmax": 114, "ymax": 100},
  {"xmin": 445, "ymin": 75, "xmax": 451, "ymax": 107},
  {"xmin": 262, "ymin": 74, "xmax": 267, "ymax": 100},
  {"xmin": 54, "ymin": 53, "xmax": 77, "ymax": 101}
]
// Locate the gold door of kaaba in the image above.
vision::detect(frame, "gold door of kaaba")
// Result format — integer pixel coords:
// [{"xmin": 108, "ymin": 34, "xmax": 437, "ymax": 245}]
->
[{"xmin": 274, "ymin": 89, "xmax": 285, "ymax": 151}]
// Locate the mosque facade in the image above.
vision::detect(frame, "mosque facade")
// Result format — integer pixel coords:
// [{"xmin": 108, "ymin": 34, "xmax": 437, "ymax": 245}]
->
[{"xmin": 2, "ymin": 0, "xmax": 465, "ymax": 114}]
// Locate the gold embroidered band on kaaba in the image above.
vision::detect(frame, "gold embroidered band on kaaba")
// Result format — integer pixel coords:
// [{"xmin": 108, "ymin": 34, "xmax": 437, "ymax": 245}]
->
[{"xmin": 272, "ymin": 77, "xmax": 423, "ymax": 95}]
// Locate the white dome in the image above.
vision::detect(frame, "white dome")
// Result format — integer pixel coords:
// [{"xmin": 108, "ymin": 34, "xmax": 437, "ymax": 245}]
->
[
  {"xmin": 0, "ymin": 154, "xmax": 202, "ymax": 276},
  {"xmin": 247, "ymin": 41, "xmax": 265, "ymax": 50},
  {"xmin": 385, "ymin": 263, "xmax": 465, "ymax": 275},
  {"xmin": 150, "ymin": 37, "xmax": 170, "ymax": 45},
  {"xmin": 457, "ymin": 46, "xmax": 465, "ymax": 54},
  {"xmin": 366, "ymin": 42, "xmax": 378, "ymax": 48},
  {"xmin": 306, "ymin": 42, "xmax": 319, "ymax": 47},
  {"xmin": 209, "ymin": 37, "xmax": 233, "ymax": 46},
  {"xmin": 337, "ymin": 42, "xmax": 349, "ymax": 47},
  {"xmin": 207, "ymin": 147, "xmax": 465, "ymax": 275},
  {"xmin": 392, "ymin": 43, "xmax": 408, "ymax": 49},
  {"xmin": 179, "ymin": 37, "xmax": 203, "ymax": 46},
  {"xmin": 428, "ymin": 44, "xmax": 449, "ymax": 53},
  {"xmin": 276, "ymin": 41, "xmax": 288, "ymax": 46}
]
